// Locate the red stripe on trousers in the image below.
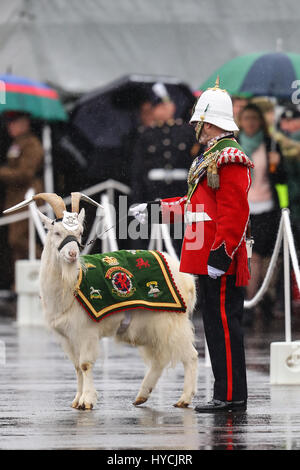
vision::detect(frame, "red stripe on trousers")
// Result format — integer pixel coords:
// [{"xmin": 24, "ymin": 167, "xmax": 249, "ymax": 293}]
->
[{"xmin": 220, "ymin": 276, "xmax": 233, "ymax": 401}]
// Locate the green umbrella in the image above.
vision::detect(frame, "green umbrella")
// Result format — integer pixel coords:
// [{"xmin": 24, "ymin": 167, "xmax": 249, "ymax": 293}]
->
[
  {"xmin": 0, "ymin": 75, "xmax": 68, "ymax": 198},
  {"xmin": 198, "ymin": 52, "xmax": 300, "ymax": 99},
  {"xmin": 0, "ymin": 74, "xmax": 67, "ymax": 121}
]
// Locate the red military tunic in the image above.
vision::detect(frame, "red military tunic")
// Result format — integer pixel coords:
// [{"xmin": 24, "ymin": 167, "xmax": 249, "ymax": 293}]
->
[{"xmin": 160, "ymin": 138, "xmax": 253, "ymax": 286}]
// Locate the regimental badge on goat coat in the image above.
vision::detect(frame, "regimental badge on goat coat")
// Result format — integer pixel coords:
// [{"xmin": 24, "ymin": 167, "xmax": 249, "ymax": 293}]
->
[
  {"xmin": 74, "ymin": 250, "xmax": 186, "ymax": 322},
  {"xmin": 160, "ymin": 138, "xmax": 254, "ymax": 287}
]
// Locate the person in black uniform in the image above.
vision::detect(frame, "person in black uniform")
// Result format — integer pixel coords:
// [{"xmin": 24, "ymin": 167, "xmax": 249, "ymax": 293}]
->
[{"xmin": 130, "ymin": 83, "xmax": 198, "ymax": 253}]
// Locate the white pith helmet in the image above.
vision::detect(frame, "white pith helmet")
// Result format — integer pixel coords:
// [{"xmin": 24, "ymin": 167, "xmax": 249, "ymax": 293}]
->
[{"xmin": 190, "ymin": 77, "xmax": 239, "ymax": 132}]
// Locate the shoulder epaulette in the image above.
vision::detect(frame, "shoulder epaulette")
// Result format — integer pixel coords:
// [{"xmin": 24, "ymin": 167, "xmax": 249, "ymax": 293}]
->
[{"xmin": 217, "ymin": 147, "xmax": 254, "ymax": 169}]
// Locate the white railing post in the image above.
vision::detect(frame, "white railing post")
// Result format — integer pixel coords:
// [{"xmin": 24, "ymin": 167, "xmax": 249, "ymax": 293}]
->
[
  {"xmin": 204, "ymin": 339, "xmax": 211, "ymax": 367},
  {"xmin": 283, "ymin": 219, "xmax": 292, "ymax": 343},
  {"xmin": 244, "ymin": 215, "xmax": 284, "ymax": 309},
  {"xmin": 100, "ymin": 192, "xmax": 118, "ymax": 252},
  {"xmin": 28, "ymin": 215, "xmax": 36, "ymax": 260},
  {"xmin": 28, "ymin": 200, "xmax": 47, "ymax": 245},
  {"xmin": 42, "ymin": 125, "xmax": 54, "ymax": 218},
  {"xmin": 147, "ymin": 223, "xmax": 157, "ymax": 251},
  {"xmin": 156, "ymin": 224, "xmax": 163, "ymax": 252},
  {"xmin": 282, "ymin": 209, "xmax": 300, "ymax": 293},
  {"xmin": 25, "ymin": 189, "xmax": 36, "ymax": 261},
  {"xmin": 269, "ymin": 209, "xmax": 300, "ymax": 384},
  {"xmin": 160, "ymin": 224, "xmax": 179, "ymax": 262}
]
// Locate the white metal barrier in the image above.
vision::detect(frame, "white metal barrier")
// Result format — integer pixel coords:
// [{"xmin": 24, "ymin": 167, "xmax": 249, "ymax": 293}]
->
[
  {"xmin": 148, "ymin": 223, "xmax": 179, "ymax": 262},
  {"xmin": 99, "ymin": 193, "xmax": 119, "ymax": 253},
  {"xmin": 263, "ymin": 209, "xmax": 300, "ymax": 384},
  {"xmin": 244, "ymin": 209, "xmax": 300, "ymax": 340}
]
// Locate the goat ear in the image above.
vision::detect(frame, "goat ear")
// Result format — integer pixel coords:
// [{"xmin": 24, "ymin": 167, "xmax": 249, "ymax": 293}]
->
[
  {"xmin": 37, "ymin": 210, "xmax": 53, "ymax": 230},
  {"xmin": 78, "ymin": 208, "xmax": 85, "ymax": 225}
]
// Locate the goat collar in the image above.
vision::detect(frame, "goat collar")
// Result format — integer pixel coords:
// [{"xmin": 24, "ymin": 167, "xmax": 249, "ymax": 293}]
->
[{"xmin": 58, "ymin": 235, "xmax": 81, "ymax": 252}]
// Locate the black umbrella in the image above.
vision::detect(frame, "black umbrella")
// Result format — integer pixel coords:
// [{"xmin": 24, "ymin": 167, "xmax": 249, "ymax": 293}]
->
[
  {"xmin": 52, "ymin": 75, "xmax": 196, "ymax": 192},
  {"xmin": 70, "ymin": 74, "xmax": 196, "ymax": 149}
]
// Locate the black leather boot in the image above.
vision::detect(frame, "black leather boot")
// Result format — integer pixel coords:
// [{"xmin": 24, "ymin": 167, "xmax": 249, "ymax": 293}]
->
[{"xmin": 195, "ymin": 399, "xmax": 247, "ymax": 413}]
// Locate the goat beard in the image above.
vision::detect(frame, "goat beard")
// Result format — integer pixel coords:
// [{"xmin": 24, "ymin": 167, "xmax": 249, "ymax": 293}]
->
[{"xmin": 60, "ymin": 258, "xmax": 80, "ymax": 292}]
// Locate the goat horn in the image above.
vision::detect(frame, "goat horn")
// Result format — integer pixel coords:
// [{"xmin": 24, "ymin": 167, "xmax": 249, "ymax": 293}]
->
[
  {"xmin": 71, "ymin": 192, "xmax": 104, "ymax": 213},
  {"xmin": 3, "ymin": 192, "xmax": 66, "ymax": 219},
  {"xmin": 32, "ymin": 193, "xmax": 66, "ymax": 219}
]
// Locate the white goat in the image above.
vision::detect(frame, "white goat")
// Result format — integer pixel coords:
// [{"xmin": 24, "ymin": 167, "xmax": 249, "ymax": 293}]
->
[{"xmin": 5, "ymin": 192, "xmax": 198, "ymax": 410}]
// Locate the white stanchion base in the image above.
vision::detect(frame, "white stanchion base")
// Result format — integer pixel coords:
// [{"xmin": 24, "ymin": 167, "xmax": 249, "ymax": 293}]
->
[
  {"xmin": 15, "ymin": 260, "xmax": 44, "ymax": 326},
  {"xmin": 270, "ymin": 341, "xmax": 300, "ymax": 384},
  {"xmin": 16, "ymin": 293, "xmax": 44, "ymax": 326}
]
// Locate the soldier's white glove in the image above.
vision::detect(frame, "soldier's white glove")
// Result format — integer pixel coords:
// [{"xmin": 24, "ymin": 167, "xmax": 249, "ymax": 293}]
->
[
  {"xmin": 129, "ymin": 203, "xmax": 148, "ymax": 224},
  {"xmin": 207, "ymin": 265, "xmax": 225, "ymax": 279}
]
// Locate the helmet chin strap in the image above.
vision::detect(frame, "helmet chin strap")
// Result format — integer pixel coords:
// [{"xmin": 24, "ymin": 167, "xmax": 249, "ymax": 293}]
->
[
  {"xmin": 195, "ymin": 104, "xmax": 209, "ymax": 143},
  {"xmin": 195, "ymin": 121, "xmax": 205, "ymax": 143}
]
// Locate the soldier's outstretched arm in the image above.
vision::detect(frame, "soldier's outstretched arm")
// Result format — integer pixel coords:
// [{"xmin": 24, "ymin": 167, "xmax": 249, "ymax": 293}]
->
[{"xmin": 129, "ymin": 194, "xmax": 187, "ymax": 226}]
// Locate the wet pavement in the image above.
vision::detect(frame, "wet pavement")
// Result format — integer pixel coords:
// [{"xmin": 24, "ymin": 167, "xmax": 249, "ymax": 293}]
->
[{"xmin": 1, "ymin": 308, "xmax": 300, "ymax": 450}]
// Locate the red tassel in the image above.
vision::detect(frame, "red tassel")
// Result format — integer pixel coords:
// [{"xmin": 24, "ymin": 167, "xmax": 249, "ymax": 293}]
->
[{"xmin": 235, "ymin": 241, "xmax": 250, "ymax": 287}]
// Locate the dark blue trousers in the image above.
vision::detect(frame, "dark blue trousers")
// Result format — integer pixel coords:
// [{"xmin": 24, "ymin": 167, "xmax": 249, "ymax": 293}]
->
[{"xmin": 198, "ymin": 275, "xmax": 248, "ymax": 402}]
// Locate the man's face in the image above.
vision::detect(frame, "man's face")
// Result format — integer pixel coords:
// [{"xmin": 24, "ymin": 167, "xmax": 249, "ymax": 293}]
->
[
  {"xmin": 7, "ymin": 117, "xmax": 30, "ymax": 138},
  {"xmin": 200, "ymin": 123, "xmax": 214, "ymax": 144},
  {"xmin": 139, "ymin": 102, "xmax": 155, "ymax": 127},
  {"xmin": 239, "ymin": 110, "xmax": 262, "ymax": 137},
  {"xmin": 152, "ymin": 101, "xmax": 176, "ymax": 122},
  {"xmin": 289, "ymin": 118, "xmax": 300, "ymax": 133},
  {"xmin": 233, "ymin": 98, "xmax": 248, "ymax": 121},
  {"xmin": 279, "ymin": 118, "xmax": 291, "ymax": 133},
  {"xmin": 192, "ymin": 122, "xmax": 213, "ymax": 145}
]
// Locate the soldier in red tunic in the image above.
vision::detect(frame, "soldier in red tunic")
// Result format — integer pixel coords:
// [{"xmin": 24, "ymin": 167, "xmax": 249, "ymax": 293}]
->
[{"xmin": 130, "ymin": 78, "xmax": 253, "ymax": 412}]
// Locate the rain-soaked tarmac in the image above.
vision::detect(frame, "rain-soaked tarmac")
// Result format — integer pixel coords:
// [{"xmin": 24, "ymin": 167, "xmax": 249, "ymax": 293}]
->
[{"xmin": 1, "ymin": 304, "xmax": 300, "ymax": 451}]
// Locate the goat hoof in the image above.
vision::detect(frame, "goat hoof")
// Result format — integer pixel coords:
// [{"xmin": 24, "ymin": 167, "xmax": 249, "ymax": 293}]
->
[
  {"xmin": 133, "ymin": 397, "xmax": 148, "ymax": 406},
  {"xmin": 71, "ymin": 398, "xmax": 80, "ymax": 408},
  {"xmin": 77, "ymin": 402, "xmax": 94, "ymax": 410},
  {"xmin": 174, "ymin": 401, "xmax": 189, "ymax": 408}
]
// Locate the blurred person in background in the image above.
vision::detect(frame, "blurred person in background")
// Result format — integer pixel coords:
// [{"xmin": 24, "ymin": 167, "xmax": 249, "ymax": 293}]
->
[
  {"xmin": 232, "ymin": 95, "xmax": 249, "ymax": 125},
  {"xmin": 238, "ymin": 103, "xmax": 288, "ymax": 326},
  {"xmin": 0, "ymin": 111, "xmax": 44, "ymax": 287},
  {"xmin": 138, "ymin": 99, "xmax": 157, "ymax": 128},
  {"xmin": 251, "ymin": 97, "xmax": 276, "ymax": 130},
  {"xmin": 270, "ymin": 106, "xmax": 300, "ymax": 161},
  {"xmin": 253, "ymin": 102, "xmax": 300, "ymax": 237},
  {"xmin": 130, "ymin": 83, "xmax": 198, "ymax": 253},
  {"xmin": 279, "ymin": 106, "xmax": 300, "ymax": 142},
  {"xmin": 122, "ymin": 90, "xmax": 160, "ymax": 186},
  {"xmin": 277, "ymin": 106, "xmax": 300, "ymax": 249},
  {"xmin": 253, "ymin": 100, "xmax": 300, "ymax": 161},
  {"xmin": 253, "ymin": 99, "xmax": 300, "ymax": 309}
]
